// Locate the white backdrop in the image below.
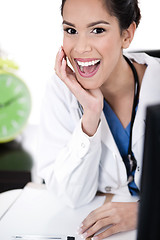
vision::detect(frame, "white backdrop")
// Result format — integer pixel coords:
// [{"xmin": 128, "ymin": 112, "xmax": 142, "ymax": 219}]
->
[{"xmin": 0, "ymin": 0, "xmax": 160, "ymax": 124}]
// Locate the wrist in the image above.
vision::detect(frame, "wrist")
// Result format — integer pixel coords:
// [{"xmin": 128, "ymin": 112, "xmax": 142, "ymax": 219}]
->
[{"xmin": 82, "ymin": 112, "xmax": 101, "ymax": 137}]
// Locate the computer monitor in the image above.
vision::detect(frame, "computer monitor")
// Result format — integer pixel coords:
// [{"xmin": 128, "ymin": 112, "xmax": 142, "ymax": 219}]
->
[{"xmin": 137, "ymin": 104, "xmax": 160, "ymax": 239}]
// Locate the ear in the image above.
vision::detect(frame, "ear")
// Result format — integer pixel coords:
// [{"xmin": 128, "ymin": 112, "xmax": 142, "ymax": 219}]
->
[{"xmin": 122, "ymin": 22, "xmax": 136, "ymax": 49}]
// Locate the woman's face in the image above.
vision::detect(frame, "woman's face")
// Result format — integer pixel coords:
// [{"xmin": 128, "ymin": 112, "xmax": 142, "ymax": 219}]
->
[{"xmin": 62, "ymin": 0, "xmax": 126, "ymax": 90}]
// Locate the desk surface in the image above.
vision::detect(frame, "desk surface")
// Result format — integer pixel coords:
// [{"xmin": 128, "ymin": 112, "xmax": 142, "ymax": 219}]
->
[
  {"xmin": 0, "ymin": 183, "xmax": 137, "ymax": 240},
  {"xmin": 0, "ymin": 189, "xmax": 22, "ymax": 219}
]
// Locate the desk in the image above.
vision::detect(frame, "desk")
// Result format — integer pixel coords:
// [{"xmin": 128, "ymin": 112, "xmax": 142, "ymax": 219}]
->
[
  {"xmin": 0, "ymin": 189, "xmax": 22, "ymax": 219},
  {"xmin": 0, "ymin": 183, "xmax": 137, "ymax": 240}
]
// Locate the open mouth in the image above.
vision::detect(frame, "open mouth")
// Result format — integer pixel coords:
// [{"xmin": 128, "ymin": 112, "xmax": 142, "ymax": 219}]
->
[{"xmin": 75, "ymin": 58, "xmax": 101, "ymax": 78}]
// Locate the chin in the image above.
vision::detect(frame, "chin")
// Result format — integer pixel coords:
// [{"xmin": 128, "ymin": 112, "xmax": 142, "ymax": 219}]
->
[{"xmin": 77, "ymin": 78, "xmax": 100, "ymax": 90}]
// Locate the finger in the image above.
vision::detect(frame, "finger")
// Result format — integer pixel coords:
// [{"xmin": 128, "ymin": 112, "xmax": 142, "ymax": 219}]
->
[
  {"xmin": 81, "ymin": 218, "xmax": 113, "ymax": 239},
  {"xmin": 81, "ymin": 203, "xmax": 113, "ymax": 230},
  {"xmin": 93, "ymin": 224, "xmax": 120, "ymax": 240},
  {"xmin": 60, "ymin": 58, "xmax": 87, "ymax": 98},
  {"xmin": 54, "ymin": 47, "xmax": 62, "ymax": 70},
  {"xmin": 60, "ymin": 58, "xmax": 77, "ymax": 90},
  {"xmin": 55, "ymin": 48, "xmax": 64, "ymax": 76},
  {"xmin": 80, "ymin": 206, "xmax": 114, "ymax": 234},
  {"xmin": 54, "ymin": 47, "xmax": 65, "ymax": 77},
  {"xmin": 61, "ymin": 58, "xmax": 67, "ymax": 81}
]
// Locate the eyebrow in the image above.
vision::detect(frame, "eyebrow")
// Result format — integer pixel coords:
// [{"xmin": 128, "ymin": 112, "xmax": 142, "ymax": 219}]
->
[
  {"xmin": 62, "ymin": 20, "xmax": 75, "ymax": 27},
  {"xmin": 62, "ymin": 20, "xmax": 110, "ymax": 28},
  {"xmin": 87, "ymin": 21, "xmax": 110, "ymax": 27}
]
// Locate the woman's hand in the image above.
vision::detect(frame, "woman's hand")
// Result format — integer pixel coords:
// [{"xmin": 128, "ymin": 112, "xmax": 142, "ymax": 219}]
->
[
  {"xmin": 54, "ymin": 47, "xmax": 103, "ymax": 136},
  {"xmin": 78, "ymin": 202, "xmax": 139, "ymax": 240}
]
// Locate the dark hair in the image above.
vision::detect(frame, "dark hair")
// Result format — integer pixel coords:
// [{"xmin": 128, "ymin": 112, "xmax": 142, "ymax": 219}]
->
[{"xmin": 60, "ymin": 0, "xmax": 141, "ymax": 30}]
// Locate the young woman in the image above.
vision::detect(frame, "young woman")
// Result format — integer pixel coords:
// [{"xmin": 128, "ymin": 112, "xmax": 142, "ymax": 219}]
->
[{"xmin": 37, "ymin": 0, "xmax": 160, "ymax": 238}]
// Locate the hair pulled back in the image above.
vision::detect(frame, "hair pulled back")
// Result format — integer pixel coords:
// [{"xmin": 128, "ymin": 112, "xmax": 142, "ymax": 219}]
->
[{"xmin": 61, "ymin": 0, "xmax": 141, "ymax": 30}]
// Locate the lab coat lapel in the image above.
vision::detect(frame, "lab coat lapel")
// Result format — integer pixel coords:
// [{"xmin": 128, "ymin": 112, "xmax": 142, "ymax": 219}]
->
[
  {"xmin": 101, "ymin": 105, "xmax": 145, "ymax": 154},
  {"xmin": 101, "ymin": 113, "xmax": 121, "ymax": 158},
  {"xmin": 132, "ymin": 109, "xmax": 146, "ymax": 146}
]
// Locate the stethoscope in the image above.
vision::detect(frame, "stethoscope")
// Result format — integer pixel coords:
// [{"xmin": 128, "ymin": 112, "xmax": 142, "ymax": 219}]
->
[
  {"xmin": 124, "ymin": 55, "xmax": 139, "ymax": 175},
  {"xmin": 78, "ymin": 55, "xmax": 140, "ymax": 180}
]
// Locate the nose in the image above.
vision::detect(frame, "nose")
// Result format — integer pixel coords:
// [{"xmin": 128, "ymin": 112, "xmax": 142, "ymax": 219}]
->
[{"xmin": 74, "ymin": 35, "xmax": 92, "ymax": 54}]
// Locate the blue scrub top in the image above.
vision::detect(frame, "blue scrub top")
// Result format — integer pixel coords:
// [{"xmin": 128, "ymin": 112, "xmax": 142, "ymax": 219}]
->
[{"xmin": 103, "ymin": 99, "xmax": 139, "ymax": 196}]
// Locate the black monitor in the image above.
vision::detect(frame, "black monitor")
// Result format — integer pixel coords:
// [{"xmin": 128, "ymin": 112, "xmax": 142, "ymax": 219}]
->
[{"xmin": 137, "ymin": 104, "xmax": 160, "ymax": 240}]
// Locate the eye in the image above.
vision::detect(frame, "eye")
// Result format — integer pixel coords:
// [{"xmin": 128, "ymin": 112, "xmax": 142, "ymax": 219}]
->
[
  {"xmin": 92, "ymin": 28, "xmax": 105, "ymax": 34},
  {"xmin": 64, "ymin": 28, "xmax": 77, "ymax": 34}
]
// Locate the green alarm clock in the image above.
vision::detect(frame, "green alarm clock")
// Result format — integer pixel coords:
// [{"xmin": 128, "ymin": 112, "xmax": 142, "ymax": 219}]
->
[{"xmin": 0, "ymin": 70, "xmax": 31, "ymax": 143}]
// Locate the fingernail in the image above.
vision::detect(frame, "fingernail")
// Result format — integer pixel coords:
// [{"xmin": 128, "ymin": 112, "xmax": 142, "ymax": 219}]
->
[
  {"xmin": 91, "ymin": 237, "xmax": 99, "ymax": 240},
  {"xmin": 77, "ymin": 227, "xmax": 83, "ymax": 235}
]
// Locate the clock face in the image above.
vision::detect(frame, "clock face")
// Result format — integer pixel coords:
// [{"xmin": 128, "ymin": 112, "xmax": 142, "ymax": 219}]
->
[{"xmin": 0, "ymin": 72, "xmax": 31, "ymax": 143}]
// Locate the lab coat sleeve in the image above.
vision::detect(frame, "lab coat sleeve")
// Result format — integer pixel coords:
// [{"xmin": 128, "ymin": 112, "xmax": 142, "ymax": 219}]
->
[{"xmin": 37, "ymin": 74, "xmax": 102, "ymax": 208}]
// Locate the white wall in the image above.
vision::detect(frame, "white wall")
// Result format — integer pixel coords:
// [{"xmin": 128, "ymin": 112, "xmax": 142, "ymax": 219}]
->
[
  {"xmin": 129, "ymin": 0, "xmax": 160, "ymax": 50},
  {"xmin": 0, "ymin": 0, "xmax": 159, "ymax": 124}
]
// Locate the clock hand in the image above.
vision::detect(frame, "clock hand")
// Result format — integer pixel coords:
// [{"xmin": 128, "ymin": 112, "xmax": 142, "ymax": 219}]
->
[{"xmin": 0, "ymin": 94, "xmax": 22, "ymax": 108}]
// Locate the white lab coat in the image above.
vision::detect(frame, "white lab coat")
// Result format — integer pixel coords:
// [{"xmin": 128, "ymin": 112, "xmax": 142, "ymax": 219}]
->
[{"xmin": 37, "ymin": 53, "xmax": 160, "ymax": 208}]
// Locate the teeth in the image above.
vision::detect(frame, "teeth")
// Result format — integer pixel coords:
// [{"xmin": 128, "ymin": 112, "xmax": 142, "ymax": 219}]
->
[{"xmin": 77, "ymin": 59, "xmax": 100, "ymax": 67}]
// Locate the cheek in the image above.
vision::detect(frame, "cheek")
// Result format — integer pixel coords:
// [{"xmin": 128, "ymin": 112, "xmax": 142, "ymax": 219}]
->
[
  {"xmin": 100, "ymin": 38, "xmax": 123, "ymax": 68},
  {"xmin": 99, "ymin": 37, "xmax": 119, "ymax": 53}
]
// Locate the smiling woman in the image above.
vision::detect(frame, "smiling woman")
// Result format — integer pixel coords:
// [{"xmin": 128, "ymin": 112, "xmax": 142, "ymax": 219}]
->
[{"xmin": 37, "ymin": 0, "xmax": 160, "ymax": 239}]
